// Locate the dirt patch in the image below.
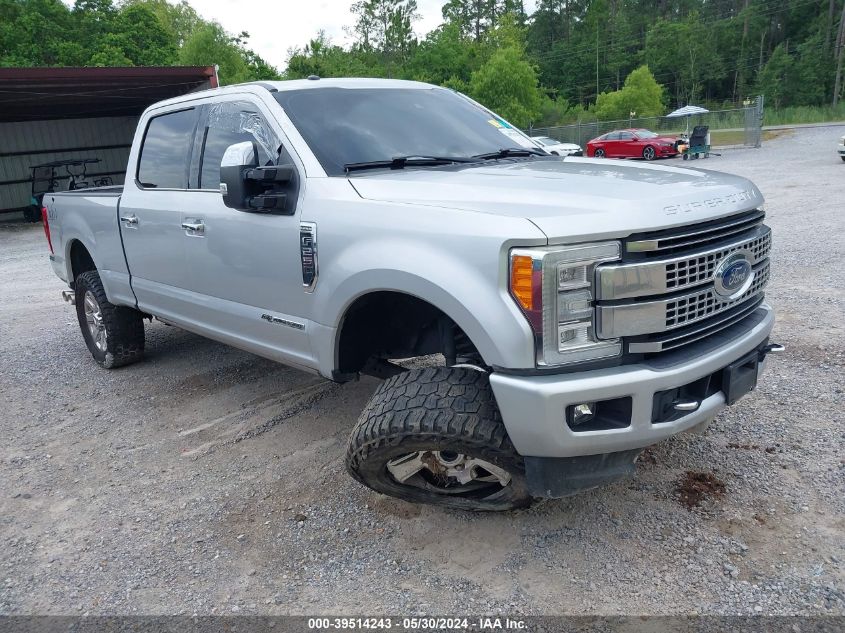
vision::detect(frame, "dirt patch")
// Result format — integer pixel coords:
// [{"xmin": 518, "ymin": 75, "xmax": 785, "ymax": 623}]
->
[{"xmin": 676, "ymin": 471, "xmax": 727, "ymax": 509}]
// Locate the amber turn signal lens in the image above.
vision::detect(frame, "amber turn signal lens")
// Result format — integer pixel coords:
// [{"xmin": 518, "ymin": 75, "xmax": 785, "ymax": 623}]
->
[{"xmin": 511, "ymin": 255, "xmax": 534, "ymax": 310}]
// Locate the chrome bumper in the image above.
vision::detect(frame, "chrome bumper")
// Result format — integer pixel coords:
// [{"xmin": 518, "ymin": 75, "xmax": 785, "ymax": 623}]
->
[{"xmin": 490, "ymin": 305, "xmax": 775, "ymax": 458}]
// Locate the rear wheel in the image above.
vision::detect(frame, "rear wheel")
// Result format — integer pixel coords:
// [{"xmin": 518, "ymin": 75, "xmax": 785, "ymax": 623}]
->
[
  {"xmin": 594, "ymin": 148, "xmax": 605, "ymax": 158},
  {"xmin": 346, "ymin": 367, "xmax": 533, "ymax": 511},
  {"xmin": 642, "ymin": 145, "xmax": 656, "ymax": 161},
  {"xmin": 75, "ymin": 270, "xmax": 145, "ymax": 368}
]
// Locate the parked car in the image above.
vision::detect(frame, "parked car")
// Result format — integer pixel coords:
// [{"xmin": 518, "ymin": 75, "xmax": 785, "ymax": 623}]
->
[
  {"xmin": 839, "ymin": 134, "xmax": 845, "ymax": 161},
  {"xmin": 530, "ymin": 135, "xmax": 583, "ymax": 156},
  {"xmin": 587, "ymin": 128, "xmax": 679, "ymax": 160},
  {"xmin": 41, "ymin": 78, "xmax": 780, "ymax": 511}
]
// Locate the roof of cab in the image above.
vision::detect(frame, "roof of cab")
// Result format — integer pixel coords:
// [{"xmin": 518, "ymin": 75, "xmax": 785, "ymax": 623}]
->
[
  {"xmin": 144, "ymin": 77, "xmax": 436, "ymax": 113},
  {"xmin": 260, "ymin": 77, "xmax": 433, "ymax": 91}
]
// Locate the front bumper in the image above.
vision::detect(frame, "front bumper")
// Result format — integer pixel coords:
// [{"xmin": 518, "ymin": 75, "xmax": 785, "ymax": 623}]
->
[{"xmin": 489, "ymin": 305, "xmax": 775, "ymax": 459}]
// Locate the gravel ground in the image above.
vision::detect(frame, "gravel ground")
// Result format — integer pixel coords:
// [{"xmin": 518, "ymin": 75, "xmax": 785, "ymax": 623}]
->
[{"xmin": 0, "ymin": 126, "xmax": 843, "ymax": 617}]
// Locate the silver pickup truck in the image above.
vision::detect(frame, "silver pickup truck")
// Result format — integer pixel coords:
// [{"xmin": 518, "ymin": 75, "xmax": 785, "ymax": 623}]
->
[{"xmin": 42, "ymin": 78, "xmax": 781, "ymax": 510}]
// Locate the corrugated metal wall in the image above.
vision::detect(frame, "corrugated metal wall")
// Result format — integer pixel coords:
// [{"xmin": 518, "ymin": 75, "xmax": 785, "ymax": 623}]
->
[{"xmin": 0, "ymin": 116, "xmax": 138, "ymax": 212}]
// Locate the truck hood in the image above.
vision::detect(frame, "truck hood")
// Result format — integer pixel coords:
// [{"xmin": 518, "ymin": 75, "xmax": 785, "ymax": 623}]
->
[{"xmin": 348, "ymin": 158, "xmax": 763, "ymax": 243}]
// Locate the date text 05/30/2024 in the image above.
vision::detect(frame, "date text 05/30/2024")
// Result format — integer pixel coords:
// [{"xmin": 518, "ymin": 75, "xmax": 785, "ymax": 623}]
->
[{"xmin": 307, "ymin": 617, "xmax": 528, "ymax": 630}]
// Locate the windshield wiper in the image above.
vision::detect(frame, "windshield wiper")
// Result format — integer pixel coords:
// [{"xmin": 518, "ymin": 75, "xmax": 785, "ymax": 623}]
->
[
  {"xmin": 472, "ymin": 147, "xmax": 548, "ymax": 160},
  {"xmin": 344, "ymin": 155, "xmax": 477, "ymax": 173}
]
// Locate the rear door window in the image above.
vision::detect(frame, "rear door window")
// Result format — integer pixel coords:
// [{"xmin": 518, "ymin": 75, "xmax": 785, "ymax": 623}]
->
[{"xmin": 137, "ymin": 108, "xmax": 198, "ymax": 189}]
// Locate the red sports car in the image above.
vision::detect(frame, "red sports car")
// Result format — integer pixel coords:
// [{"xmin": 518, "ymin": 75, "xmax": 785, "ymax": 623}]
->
[{"xmin": 586, "ymin": 128, "xmax": 679, "ymax": 160}]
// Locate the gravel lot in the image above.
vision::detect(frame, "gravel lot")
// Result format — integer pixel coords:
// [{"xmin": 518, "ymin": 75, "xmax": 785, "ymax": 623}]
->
[{"xmin": 1, "ymin": 126, "xmax": 843, "ymax": 617}]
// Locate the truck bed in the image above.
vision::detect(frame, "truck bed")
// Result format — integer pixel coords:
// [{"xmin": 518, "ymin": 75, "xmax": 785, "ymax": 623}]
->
[
  {"xmin": 45, "ymin": 185, "xmax": 135, "ymax": 307},
  {"xmin": 50, "ymin": 185, "xmax": 124, "ymax": 198}
]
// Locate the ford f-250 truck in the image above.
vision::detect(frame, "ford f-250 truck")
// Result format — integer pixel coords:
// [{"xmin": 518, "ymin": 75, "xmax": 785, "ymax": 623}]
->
[{"xmin": 42, "ymin": 78, "xmax": 782, "ymax": 511}]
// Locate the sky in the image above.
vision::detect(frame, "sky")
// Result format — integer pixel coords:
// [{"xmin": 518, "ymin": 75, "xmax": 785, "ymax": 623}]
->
[{"xmin": 181, "ymin": 0, "xmax": 537, "ymax": 70}]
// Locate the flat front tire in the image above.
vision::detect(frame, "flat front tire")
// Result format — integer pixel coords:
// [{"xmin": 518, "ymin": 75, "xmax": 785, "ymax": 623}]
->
[
  {"xmin": 75, "ymin": 270, "xmax": 145, "ymax": 368},
  {"xmin": 346, "ymin": 367, "xmax": 533, "ymax": 511}
]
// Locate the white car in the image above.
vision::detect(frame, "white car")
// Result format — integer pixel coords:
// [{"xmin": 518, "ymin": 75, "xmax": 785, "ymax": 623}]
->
[
  {"xmin": 839, "ymin": 135, "xmax": 845, "ymax": 162},
  {"xmin": 531, "ymin": 135, "xmax": 583, "ymax": 156}
]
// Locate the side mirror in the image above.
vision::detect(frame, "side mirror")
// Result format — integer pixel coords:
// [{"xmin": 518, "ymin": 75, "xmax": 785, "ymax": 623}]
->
[{"xmin": 220, "ymin": 141, "xmax": 297, "ymax": 215}]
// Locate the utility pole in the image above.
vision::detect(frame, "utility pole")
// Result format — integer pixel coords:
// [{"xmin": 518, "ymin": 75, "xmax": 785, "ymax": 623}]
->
[
  {"xmin": 596, "ymin": 20, "xmax": 599, "ymax": 98},
  {"xmin": 834, "ymin": 1, "xmax": 845, "ymax": 106}
]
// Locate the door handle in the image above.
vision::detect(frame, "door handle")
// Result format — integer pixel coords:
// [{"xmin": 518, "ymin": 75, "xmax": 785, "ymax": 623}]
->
[
  {"xmin": 181, "ymin": 221, "xmax": 205, "ymax": 235},
  {"xmin": 120, "ymin": 214, "xmax": 138, "ymax": 226}
]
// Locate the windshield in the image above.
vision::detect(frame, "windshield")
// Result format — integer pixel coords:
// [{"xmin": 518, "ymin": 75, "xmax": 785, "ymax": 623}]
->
[
  {"xmin": 273, "ymin": 87, "xmax": 536, "ymax": 175},
  {"xmin": 533, "ymin": 137, "xmax": 557, "ymax": 146},
  {"xmin": 636, "ymin": 129, "xmax": 659, "ymax": 138}
]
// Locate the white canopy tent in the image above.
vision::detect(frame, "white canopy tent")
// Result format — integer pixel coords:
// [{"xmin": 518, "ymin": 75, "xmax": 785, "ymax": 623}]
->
[{"xmin": 666, "ymin": 105, "xmax": 710, "ymax": 135}]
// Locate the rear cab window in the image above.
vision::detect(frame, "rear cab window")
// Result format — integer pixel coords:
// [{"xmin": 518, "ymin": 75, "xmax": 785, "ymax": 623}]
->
[{"xmin": 136, "ymin": 108, "xmax": 199, "ymax": 189}]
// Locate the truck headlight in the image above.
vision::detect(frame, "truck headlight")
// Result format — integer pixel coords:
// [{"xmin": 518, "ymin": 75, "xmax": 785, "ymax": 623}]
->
[{"xmin": 510, "ymin": 242, "xmax": 622, "ymax": 366}]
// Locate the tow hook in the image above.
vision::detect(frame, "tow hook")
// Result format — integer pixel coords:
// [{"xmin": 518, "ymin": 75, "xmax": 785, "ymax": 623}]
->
[
  {"xmin": 61, "ymin": 290, "xmax": 75, "ymax": 305},
  {"xmin": 759, "ymin": 342, "xmax": 785, "ymax": 359}
]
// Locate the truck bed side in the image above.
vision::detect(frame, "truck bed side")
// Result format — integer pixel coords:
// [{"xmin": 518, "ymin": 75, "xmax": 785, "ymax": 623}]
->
[{"xmin": 45, "ymin": 186, "xmax": 136, "ymax": 308}]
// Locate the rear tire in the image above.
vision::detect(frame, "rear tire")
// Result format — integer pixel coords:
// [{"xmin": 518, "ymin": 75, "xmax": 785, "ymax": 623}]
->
[
  {"xmin": 346, "ymin": 367, "xmax": 533, "ymax": 511},
  {"xmin": 75, "ymin": 270, "xmax": 145, "ymax": 369}
]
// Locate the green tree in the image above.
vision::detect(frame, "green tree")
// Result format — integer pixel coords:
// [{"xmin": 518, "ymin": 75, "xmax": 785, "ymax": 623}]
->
[
  {"xmin": 105, "ymin": 4, "xmax": 176, "ymax": 66},
  {"xmin": 755, "ymin": 44, "xmax": 793, "ymax": 109},
  {"xmin": 286, "ymin": 31, "xmax": 374, "ymax": 79},
  {"xmin": 645, "ymin": 14, "xmax": 724, "ymax": 105},
  {"xmin": 178, "ymin": 23, "xmax": 250, "ymax": 84},
  {"xmin": 469, "ymin": 46, "xmax": 542, "ymax": 127},
  {"xmin": 126, "ymin": 0, "xmax": 202, "ymax": 47},
  {"xmin": 593, "ymin": 65, "xmax": 665, "ymax": 120},
  {"xmin": 406, "ymin": 22, "xmax": 482, "ymax": 85},
  {"xmin": 349, "ymin": 0, "xmax": 419, "ymax": 64}
]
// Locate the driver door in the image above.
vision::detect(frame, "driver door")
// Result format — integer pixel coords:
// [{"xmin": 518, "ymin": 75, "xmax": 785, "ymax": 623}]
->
[{"xmin": 176, "ymin": 98, "xmax": 313, "ymax": 366}]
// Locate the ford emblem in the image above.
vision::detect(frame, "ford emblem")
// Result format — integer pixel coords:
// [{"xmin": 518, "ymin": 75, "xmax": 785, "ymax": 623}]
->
[{"xmin": 713, "ymin": 252, "xmax": 754, "ymax": 299}]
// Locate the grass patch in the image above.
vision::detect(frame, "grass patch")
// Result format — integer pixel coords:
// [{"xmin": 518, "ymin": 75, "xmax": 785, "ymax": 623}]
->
[
  {"xmin": 764, "ymin": 104, "xmax": 845, "ymax": 126},
  {"xmin": 710, "ymin": 129, "xmax": 785, "ymax": 146}
]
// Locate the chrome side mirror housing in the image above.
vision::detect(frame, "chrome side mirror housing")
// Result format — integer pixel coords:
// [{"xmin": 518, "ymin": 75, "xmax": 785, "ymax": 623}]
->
[
  {"xmin": 219, "ymin": 141, "xmax": 298, "ymax": 215},
  {"xmin": 220, "ymin": 141, "xmax": 258, "ymax": 210}
]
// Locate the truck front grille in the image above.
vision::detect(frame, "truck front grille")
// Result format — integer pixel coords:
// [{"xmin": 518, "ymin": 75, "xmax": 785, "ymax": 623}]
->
[
  {"xmin": 625, "ymin": 208, "xmax": 766, "ymax": 256},
  {"xmin": 666, "ymin": 229, "xmax": 771, "ymax": 290},
  {"xmin": 596, "ymin": 210, "xmax": 771, "ymax": 355},
  {"xmin": 666, "ymin": 260, "xmax": 769, "ymax": 328}
]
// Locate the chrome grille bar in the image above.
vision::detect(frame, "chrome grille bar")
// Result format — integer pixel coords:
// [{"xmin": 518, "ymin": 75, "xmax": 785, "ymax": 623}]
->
[
  {"xmin": 628, "ymin": 298, "xmax": 766, "ymax": 353},
  {"xmin": 626, "ymin": 209, "xmax": 765, "ymax": 255},
  {"xmin": 597, "ymin": 225, "xmax": 771, "ymax": 300},
  {"xmin": 596, "ymin": 260, "xmax": 770, "ymax": 339}
]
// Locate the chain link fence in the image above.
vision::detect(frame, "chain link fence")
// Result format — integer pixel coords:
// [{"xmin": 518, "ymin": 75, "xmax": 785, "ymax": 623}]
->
[{"xmin": 528, "ymin": 96, "xmax": 764, "ymax": 150}]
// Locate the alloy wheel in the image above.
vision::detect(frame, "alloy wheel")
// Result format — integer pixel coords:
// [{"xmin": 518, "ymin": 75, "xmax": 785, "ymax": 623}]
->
[
  {"xmin": 386, "ymin": 450, "xmax": 513, "ymax": 499},
  {"xmin": 83, "ymin": 291, "xmax": 107, "ymax": 352}
]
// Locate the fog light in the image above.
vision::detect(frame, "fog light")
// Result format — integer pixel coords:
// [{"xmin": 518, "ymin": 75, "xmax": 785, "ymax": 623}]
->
[{"xmin": 570, "ymin": 402, "xmax": 596, "ymax": 426}]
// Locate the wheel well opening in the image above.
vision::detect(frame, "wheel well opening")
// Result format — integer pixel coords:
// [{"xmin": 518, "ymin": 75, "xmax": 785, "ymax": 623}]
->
[
  {"xmin": 69, "ymin": 241, "xmax": 96, "ymax": 284},
  {"xmin": 336, "ymin": 292, "xmax": 483, "ymax": 380}
]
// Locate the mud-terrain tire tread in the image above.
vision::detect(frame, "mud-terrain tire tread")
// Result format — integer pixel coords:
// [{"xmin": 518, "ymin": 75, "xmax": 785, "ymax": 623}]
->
[
  {"xmin": 75, "ymin": 270, "xmax": 145, "ymax": 368},
  {"xmin": 346, "ymin": 367, "xmax": 533, "ymax": 511}
]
